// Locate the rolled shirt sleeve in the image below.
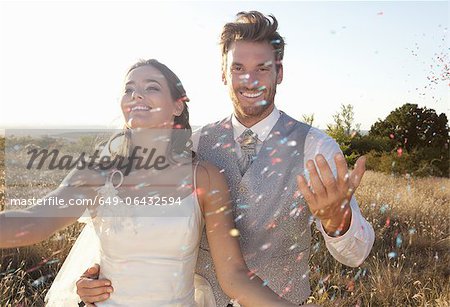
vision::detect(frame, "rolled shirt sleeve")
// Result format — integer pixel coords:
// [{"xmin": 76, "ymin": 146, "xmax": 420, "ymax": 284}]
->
[
  {"xmin": 305, "ymin": 127, "xmax": 375, "ymax": 267},
  {"xmin": 315, "ymin": 196, "xmax": 375, "ymax": 267}
]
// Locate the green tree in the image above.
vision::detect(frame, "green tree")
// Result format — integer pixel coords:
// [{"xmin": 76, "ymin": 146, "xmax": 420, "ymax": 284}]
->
[
  {"xmin": 326, "ymin": 104, "xmax": 360, "ymax": 165},
  {"xmin": 301, "ymin": 113, "xmax": 315, "ymax": 126},
  {"xmin": 369, "ymin": 103, "xmax": 449, "ymax": 177},
  {"xmin": 370, "ymin": 103, "xmax": 449, "ymax": 152}
]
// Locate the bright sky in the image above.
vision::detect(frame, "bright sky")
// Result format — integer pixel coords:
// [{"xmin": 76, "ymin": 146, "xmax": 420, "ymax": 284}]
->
[{"xmin": 0, "ymin": 1, "xmax": 448, "ymax": 131}]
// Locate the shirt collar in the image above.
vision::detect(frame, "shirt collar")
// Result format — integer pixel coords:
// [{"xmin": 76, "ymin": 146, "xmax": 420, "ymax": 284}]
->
[{"xmin": 231, "ymin": 106, "xmax": 281, "ymax": 142}]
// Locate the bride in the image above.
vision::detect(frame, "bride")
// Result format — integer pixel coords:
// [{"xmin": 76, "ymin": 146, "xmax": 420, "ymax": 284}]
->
[{"xmin": 0, "ymin": 59, "xmax": 300, "ymax": 306}]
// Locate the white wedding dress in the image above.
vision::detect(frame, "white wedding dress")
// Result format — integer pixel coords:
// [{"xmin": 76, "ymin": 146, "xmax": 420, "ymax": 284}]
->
[{"xmin": 45, "ymin": 164, "xmax": 216, "ymax": 307}]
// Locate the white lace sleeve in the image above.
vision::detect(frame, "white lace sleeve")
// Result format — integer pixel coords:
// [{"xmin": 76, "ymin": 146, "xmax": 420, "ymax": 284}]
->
[{"xmin": 45, "ymin": 214, "xmax": 100, "ymax": 306}]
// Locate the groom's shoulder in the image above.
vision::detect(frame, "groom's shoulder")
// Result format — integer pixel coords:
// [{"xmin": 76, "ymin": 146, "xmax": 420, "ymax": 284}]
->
[
  {"xmin": 191, "ymin": 116, "xmax": 231, "ymax": 152},
  {"xmin": 201, "ymin": 116, "xmax": 232, "ymax": 130},
  {"xmin": 197, "ymin": 116, "xmax": 232, "ymax": 137},
  {"xmin": 279, "ymin": 111, "xmax": 312, "ymax": 134}
]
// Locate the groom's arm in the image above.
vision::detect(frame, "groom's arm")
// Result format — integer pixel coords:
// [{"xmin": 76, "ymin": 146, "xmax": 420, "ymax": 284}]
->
[
  {"xmin": 76, "ymin": 264, "xmax": 113, "ymax": 305},
  {"xmin": 301, "ymin": 127, "xmax": 375, "ymax": 267}
]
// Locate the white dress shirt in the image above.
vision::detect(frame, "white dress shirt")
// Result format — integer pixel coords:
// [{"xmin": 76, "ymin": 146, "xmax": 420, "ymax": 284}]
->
[{"xmin": 191, "ymin": 107, "xmax": 375, "ymax": 267}]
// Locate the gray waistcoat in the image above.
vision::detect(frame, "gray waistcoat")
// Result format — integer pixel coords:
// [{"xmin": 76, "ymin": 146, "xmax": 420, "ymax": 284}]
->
[{"xmin": 196, "ymin": 112, "xmax": 312, "ymax": 305}]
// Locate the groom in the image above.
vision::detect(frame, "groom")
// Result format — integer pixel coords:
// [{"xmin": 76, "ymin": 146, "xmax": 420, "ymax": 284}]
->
[{"xmin": 76, "ymin": 11, "xmax": 374, "ymax": 306}]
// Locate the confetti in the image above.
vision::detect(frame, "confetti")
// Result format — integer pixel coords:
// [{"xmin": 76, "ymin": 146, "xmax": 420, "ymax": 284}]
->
[
  {"xmin": 347, "ymin": 280, "xmax": 355, "ymax": 291},
  {"xmin": 256, "ymin": 100, "xmax": 268, "ymax": 106},
  {"xmin": 260, "ymin": 243, "xmax": 272, "ymax": 251},
  {"xmin": 272, "ymin": 209, "xmax": 281, "ymax": 218},
  {"xmin": 265, "ymin": 220, "xmax": 277, "ymax": 229},
  {"xmin": 239, "ymin": 74, "xmax": 250, "ymax": 80},
  {"xmin": 289, "ymin": 243, "xmax": 298, "ymax": 251},
  {"xmin": 282, "ymin": 285, "xmax": 292, "ymax": 295},
  {"xmin": 234, "ymin": 214, "xmax": 244, "ymax": 222},
  {"xmin": 45, "ymin": 259, "xmax": 60, "ymax": 265},
  {"xmin": 312, "ymin": 242, "xmax": 320, "ymax": 252},
  {"xmin": 396, "ymin": 234, "xmax": 403, "ymax": 248},
  {"xmin": 247, "ymin": 269, "xmax": 258, "ymax": 279},
  {"xmin": 271, "ymin": 157, "xmax": 282, "ymax": 165},
  {"xmin": 354, "ymin": 268, "xmax": 362, "ymax": 281},
  {"xmin": 269, "ymin": 149, "xmax": 278, "ymax": 157},
  {"xmin": 31, "ymin": 274, "xmax": 53, "ymax": 287},
  {"xmin": 229, "ymin": 228, "xmax": 240, "ymax": 237},
  {"xmin": 14, "ymin": 231, "xmax": 30, "ymax": 238},
  {"xmin": 287, "ymin": 140, "xmax": 297, "ymax": 147},
  {"xmin": 388, "ymin": 251, "xmax": 397, "ymax": 259},
  {"xmin": 260, "ymin": 166, "xmax": 269, "ymax": 175},
  {"xmin": 289, "ymin": 207, "xmax": 303, "ymax": 217}
]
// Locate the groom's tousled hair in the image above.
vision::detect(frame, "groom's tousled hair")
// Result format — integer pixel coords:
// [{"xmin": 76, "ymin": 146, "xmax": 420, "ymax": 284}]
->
[{"xmin": 220, "ymin": 11, "xmax": 285, "ymax": 73}]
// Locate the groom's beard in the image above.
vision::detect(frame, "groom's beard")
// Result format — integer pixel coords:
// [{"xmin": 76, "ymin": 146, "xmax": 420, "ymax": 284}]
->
[{"xmin": 229, "ymin": 86, "xmax": 277, "ymax": 119}]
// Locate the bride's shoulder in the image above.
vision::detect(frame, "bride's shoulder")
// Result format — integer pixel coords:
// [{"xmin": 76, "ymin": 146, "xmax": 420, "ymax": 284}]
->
[
  {"xmin": 195, "ymin": 161, "xmax": 223, "ymax": 179},
  {"xmin": 193, "ymin": 161, "xmax": 230, "ymax": 216},
  {"xmin": 194, "ymin": 161, "xmax": 228, "ymax": 193}
]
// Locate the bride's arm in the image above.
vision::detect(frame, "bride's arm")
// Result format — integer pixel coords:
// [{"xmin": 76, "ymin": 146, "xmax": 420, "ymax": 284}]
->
[
  {"xmin": 196, "ymin": 162, "xmax": 295, "ymax": 307},
  {"xmin": 0, "ymin": 168, "xmax": 101, "ymax": 248}
]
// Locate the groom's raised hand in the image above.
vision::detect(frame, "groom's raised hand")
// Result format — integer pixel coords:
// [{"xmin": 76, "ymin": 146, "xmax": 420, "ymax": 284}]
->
[
  {"xmin": 76, "ymin": 263, "xmax": 113, "ymax": 306},
  {"xmin": 296, "ymin": 153, "xmax": 366, "ymax": 236}
]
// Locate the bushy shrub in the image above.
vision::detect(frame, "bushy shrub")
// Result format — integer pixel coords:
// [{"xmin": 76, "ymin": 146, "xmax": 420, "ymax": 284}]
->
[
  {"xmin": 351, "ymin": 135, "xmax": 394, "ymax": 154},
  {"xmin": 363, "ymin": 149, "xmax": 448, "ymax": 177}
]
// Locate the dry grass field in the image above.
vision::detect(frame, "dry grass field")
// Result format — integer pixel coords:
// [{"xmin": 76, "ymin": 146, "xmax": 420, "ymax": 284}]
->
[
  {"xmin": 1, "ymin": 166, "xmax": 449, "ymax": 306},
  {"xmin": 307, "ymin": 171, "xmax": 449, "ymax": 306}
]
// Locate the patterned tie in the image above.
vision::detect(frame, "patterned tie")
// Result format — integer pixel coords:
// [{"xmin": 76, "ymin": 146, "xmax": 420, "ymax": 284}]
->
[{"xmin": 238, "ymin": 129, "xmax": 258, "ymax": 176}]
